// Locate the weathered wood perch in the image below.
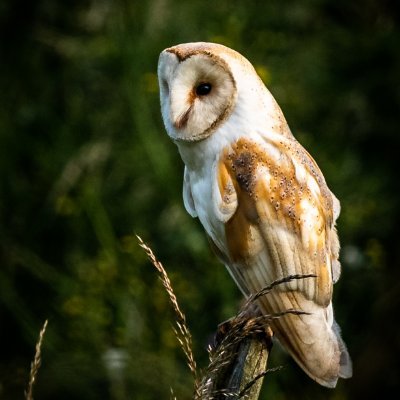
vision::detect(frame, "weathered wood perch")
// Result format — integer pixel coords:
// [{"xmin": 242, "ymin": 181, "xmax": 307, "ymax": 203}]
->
[{"xmin": 196, "ymin": 315, "xmax": 272, "ymax": 400}]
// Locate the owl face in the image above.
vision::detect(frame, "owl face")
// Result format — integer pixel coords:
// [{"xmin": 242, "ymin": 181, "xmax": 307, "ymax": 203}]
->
[
  {"xmin": 158, "ymin": 42, "xmax": 290, "ymax": 145},
  {"xmin": 158, "ymin": 43, "xmax": 239, "ymax": 142}
]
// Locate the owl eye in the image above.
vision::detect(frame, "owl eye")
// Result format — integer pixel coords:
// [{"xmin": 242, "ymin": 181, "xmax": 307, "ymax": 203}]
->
[{"xmin": 195, "ymin": 82, "xmax": 212, "ymax": 96}]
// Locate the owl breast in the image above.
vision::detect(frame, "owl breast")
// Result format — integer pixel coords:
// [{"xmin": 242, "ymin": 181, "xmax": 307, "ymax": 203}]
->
[{"xmin": 188, "ymin": 164, "xmax": 229, "ymax": 253}]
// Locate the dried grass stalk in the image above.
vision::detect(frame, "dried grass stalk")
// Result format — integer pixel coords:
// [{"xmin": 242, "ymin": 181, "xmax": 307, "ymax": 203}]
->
[
  {"xmin": 137, "ymin": 236, "xmax": 198, "ymax": 392},
  {"xmin": 25, "ymin": 319, "xmax": 48, "ymax": 400}
]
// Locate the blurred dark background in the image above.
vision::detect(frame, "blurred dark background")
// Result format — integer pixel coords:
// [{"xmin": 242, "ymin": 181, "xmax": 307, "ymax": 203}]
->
[{"xmin": 1, "ymin": 0, "xmax": 399, "ymax": 399}]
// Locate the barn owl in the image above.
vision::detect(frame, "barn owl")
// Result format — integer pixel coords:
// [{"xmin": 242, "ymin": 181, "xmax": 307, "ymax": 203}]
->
[{"xmin": 158, "ymin": 42, "xmax": 352, "ymax": 388}]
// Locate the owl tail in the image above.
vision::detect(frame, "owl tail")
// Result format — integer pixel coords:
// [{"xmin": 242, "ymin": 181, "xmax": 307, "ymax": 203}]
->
[{"xmin": 261, "ymin": 292, "xmax": 353, "ymax": 388}]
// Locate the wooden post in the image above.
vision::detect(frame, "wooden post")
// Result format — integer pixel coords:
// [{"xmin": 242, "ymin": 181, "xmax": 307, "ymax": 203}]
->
[{"xmin": 196, "ymin": 317, "xmax": 272, "ymax": 399}]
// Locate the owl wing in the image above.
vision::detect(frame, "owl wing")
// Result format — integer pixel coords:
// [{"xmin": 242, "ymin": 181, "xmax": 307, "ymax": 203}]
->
[
  {"xmin": 213, "ymin": 136, "xmax": 350, "ymax": 387},
  {"xmin": 214, "ymin": 136, "xmax": 339, "ymax": 305}
]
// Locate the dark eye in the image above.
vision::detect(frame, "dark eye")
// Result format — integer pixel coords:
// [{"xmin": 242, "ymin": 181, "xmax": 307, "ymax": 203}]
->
[{"xmin": 195, "ymin": 82, "xmax": 212, "ymax": 96}]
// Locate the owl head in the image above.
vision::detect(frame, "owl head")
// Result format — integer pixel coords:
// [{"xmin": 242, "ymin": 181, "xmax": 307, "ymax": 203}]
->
[{"xmin": 158, "ymin": 42, "xmax": 280, "ymax": 143}]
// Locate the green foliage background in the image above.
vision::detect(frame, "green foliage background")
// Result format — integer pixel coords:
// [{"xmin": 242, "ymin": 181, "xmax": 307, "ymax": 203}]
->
[{"xmin": 1, "ymin": 0, "xmax": 399, "ymax": 398}]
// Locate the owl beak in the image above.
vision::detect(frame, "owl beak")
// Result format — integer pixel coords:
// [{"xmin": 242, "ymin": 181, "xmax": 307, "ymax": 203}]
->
[{"xmin": 173, "ymin": 106, "xmax": 192, "ymax": 130}]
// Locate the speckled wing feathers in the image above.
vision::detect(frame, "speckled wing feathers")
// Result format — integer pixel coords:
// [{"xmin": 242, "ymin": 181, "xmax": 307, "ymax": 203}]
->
[
  {"xmin": 214, "ymin": 135, "xmax": 351, "ymax": 387},
  {"xmin": 216, "ymin": 136, "xmax": 335, "ymax": 305}
]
